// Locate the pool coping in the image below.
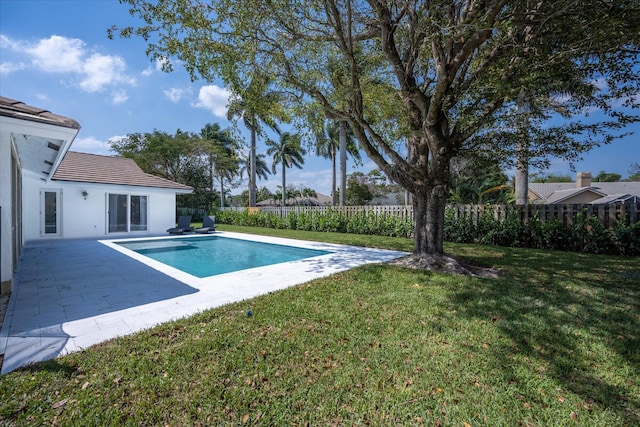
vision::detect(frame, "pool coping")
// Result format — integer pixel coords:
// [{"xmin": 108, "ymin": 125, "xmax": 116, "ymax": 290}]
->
[
  {"xmin": 99, "ymin": 231, "xmax": 348, "ymax": 288},
  {"xmin": 1, "ymin": 232, "xmax": 407, "ymax": 374}
]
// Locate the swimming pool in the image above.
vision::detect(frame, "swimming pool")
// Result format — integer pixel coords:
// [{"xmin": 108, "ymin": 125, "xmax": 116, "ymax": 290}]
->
[{"xmin": 116, "ymin": 235, "xmax": 332, "ymax": 278}]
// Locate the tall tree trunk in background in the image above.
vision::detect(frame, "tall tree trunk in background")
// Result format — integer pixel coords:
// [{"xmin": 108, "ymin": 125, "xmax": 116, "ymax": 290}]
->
[
  {"xmin": 515, "ymin": 91, "xmax": 530, "ymax": 206},
  {"xmin": 339, "ymin": 121, "xmax": 347, "ymax": 206},
  {"xmin": 515, "ymin": 142, "xmax": 529, "ymax": 205},
  {"xmin": 281, "ymin": 162, "xmax": 286, "ymax": 207},
  {"xmin": 220, "ymin": 178, "xmax": 225, "ymax": 209},
  {"xmin": 209, "ymin": 154, "xmax": 220, "ymax": 209},
  {"xmin": 331, "ymin": 146, "xmax": 337, "ymax": 206},
  {"xmin": 249, "ymin": 120, "xmax": 257, "ymax": 207}
]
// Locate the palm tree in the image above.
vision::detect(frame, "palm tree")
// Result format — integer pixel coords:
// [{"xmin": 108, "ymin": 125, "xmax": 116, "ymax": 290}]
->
[
  {"xmin": 301, "ymin": 187, "xmax": 318, "ymax": 205},
  {"xmin": 227, "ymin": 77, "xmax": 284, "ymax": 207},
  {"xmin": 239, "ymin": 152, "xmax": 270, "ymax": 182},
  {"xmin": 199, "ymin": 123, "xmax": 239, "ymax": 208},
  {"xmin": 315, "ymin": 120, "xmax": 360, "ymax": 205},
  {"xmin": 266, "ymin": 132, "xmax": 306, "ymax": 207}
]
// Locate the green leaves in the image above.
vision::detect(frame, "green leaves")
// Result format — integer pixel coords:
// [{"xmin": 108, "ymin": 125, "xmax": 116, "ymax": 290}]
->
[{"xmin": 112, "ymin": 0, "xmax": 640, "ymax": 256}]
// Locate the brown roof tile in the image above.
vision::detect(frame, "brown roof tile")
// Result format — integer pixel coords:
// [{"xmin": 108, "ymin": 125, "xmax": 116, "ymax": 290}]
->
[
  {"xmin": 52, "ymin": 151, "xmax": 192, "ymax": 191},
  {"xmin": 0, "ymin": 96, "xmax": 81, "ymax": 130}
]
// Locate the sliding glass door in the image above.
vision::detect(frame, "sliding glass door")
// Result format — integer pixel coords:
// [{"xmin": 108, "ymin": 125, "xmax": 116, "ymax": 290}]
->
[
  {"xmin": 130, "ymin": 195, "xmax": 148, "ymax": 231},
  {"xmin": 108, "ymin": 194, "xmax": 148, "ymax": 233}
]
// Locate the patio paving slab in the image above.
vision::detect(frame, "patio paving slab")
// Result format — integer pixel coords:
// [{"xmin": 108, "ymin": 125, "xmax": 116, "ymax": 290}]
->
[{"xmin": 0, "ymin": 232, "xmax": 406, "ymax": 374}]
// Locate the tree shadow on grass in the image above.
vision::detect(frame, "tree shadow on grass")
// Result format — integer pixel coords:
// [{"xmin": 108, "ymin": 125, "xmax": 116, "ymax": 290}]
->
[{"xmin": 446, "ymin": 247, "xmax": 640, "ymax": 423}]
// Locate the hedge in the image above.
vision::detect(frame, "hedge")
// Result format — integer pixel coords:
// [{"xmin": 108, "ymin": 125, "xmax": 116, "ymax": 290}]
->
[{"xmin": 213, "ymin": 208, "xmax": 640, "ymax": 256}]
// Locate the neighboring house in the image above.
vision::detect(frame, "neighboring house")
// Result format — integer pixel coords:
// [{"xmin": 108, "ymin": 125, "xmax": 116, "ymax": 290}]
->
[
  {"xmin": 0, "ymin": 96, "xmax": 191, "ymax": 295},
  {"xmin": 529, "ymin": 172, "xmax": 640, "ymax": 205},
  {"xmin": 368, "ymin": 191, "xmax": 410, "ymax": 206}
]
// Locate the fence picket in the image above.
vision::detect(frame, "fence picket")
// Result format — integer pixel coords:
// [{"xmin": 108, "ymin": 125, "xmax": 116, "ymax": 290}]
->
[{"xmin": 221, "ymin": 202, "xmax": 640, "ymax": 229}]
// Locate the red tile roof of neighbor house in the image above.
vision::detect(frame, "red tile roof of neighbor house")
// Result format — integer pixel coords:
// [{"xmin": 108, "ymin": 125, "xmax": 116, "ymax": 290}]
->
[
  {"xmin": 52, "ymin": 151, "xmax": 192, "ymax": 191},
  {"xmin": 0, "ymin": 96, "xmax": 81, "ymax": 130}
]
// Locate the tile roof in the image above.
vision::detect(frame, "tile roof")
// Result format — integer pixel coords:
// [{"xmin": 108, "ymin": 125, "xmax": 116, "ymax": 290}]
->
[
  {"xmin": 0, "ymin": 96, "xmax": 80, "ymax": 130},
  {"xmin": 543, "ymin": 187, "xmax": 605, "ymax": 204},
  {"xmin": 256, "ymin": 192, "xmax": 332, "ymax": 206},
  {"xmin": 530, "ymin": 181, "xmax": 640, "ymax": 204},
  {"xmin": 52, "ymin": 151, "xmax": 192, "ymax": 191},
  {"xmin": 589, "ymin": 194, "xmax": 636, "ymax": 204}
]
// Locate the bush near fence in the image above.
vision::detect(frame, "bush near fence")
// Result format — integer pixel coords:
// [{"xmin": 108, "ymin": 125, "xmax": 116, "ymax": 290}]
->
[
  {"xmin": 215, "ymin": 207, "xmax": 414, "ymax": 238},
  {"xmin": 215, "ymin": 203, "xmax": 640, "ymax": 256}
]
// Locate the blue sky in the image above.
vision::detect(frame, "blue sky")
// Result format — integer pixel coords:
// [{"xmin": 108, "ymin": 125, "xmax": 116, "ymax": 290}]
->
[{"xmin": 1, "ymin": 0, "xmax": 638, "ymax": 198}]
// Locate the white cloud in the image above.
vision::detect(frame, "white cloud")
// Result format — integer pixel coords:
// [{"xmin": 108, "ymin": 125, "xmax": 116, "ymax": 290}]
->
[
  {"xmin": 80, "ymin": 53, "xmax": 135, "ymax": 92},
  {"xmin": 71, "ymin": 136, "xmax": 114, "ymax": 155},
  {"xmin": 141, "ymin": 57, "xmax": 172, "ymax": 76},
  {"xmin": 2, "ymin": 34, "xmax": 135, "ymax": 95},
  {"xmin": 164, "ymin": 87, "xmax": 190, "ymax": 103},
  {"xmin": 0, "ymin": 61, "xmax": 25, "ymax": 74},
  {"xmin": 108, "ymin": 135, "xmax": 128, "ymax": 146},
  {"xmin": 26, "ymin": 35, "xmax": 85, "ymax": 73},
  {"xmin": 0, "ymin": 34, "xmax": 16, "ymax": 49},
  {"xmin": 110, "ymin": 89, "xmax": 129, "ymax": 105},
  {"xmin": 193, "ymin": 85, "xmax": 231, "ymax": 118},
  {"xmin": 35, "ymin": 93, "xmax": 50, "ymax": 102},
  {"xmin": 591, "ymin": 77, "xmax": 608, "ymax": 92}
]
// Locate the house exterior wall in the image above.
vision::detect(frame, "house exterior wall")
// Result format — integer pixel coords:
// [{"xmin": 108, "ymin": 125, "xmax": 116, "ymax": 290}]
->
[
  {"xmin": 1, "ymin": 114, "xmax": 79, "ymax": 293},
  {"xmin": 527, "ymin": 189, "xmax": 541, "ymax": 203},
  {"xmin": 22, "ymin": 172, "xmax": 178, "ymax": 241},
  {"xmin": 560, "ymin": 192, "xmax": 602, "ymax": 204},
  {"xmin": 0, "ymin": 127, "xmax": 14, "ymax": 293}
]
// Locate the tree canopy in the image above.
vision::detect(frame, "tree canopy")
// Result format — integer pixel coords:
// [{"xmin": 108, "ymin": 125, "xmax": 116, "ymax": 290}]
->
[
  {"xmin": 226, "ymin": 76, "xmax": 286, "ymax": 206},
  {"xmin": 112, "ymin": 0, "xmax": 640, "ymax": 268}
]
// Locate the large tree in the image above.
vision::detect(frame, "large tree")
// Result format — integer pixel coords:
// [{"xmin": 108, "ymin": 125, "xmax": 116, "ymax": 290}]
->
[
  {"xmin": 112, "ymin": 0, "xmax": 640, "ymax": 270},
  {"xmin": 110, "ymin": 129, "xmax": 213, "ymax": 209},
  {"xmin": 199, "ymin": 123, "xmax": 240, "ymax": 208},
  {"xmin": 226, "ymin": 77, "xmax": 286, "ymax": 207}
]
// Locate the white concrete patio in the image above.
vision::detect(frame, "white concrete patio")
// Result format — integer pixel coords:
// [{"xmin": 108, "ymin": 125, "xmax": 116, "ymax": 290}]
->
[{"xmin": 0, "ymin": 232, "xmax": 406, "ymax": 374}]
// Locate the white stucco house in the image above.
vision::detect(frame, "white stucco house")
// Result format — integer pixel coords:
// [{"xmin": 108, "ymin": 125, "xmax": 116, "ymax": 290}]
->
[{"xmin": 0, "ymin": 96, "xmax": 192, "ymax": 295}]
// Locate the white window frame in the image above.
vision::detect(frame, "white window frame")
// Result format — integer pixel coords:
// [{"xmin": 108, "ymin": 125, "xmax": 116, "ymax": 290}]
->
[
  {"xmin": 40, "ymin": 189, "xmax": 62, "ymax": 237},
  {"xmin": 107, "ymin": 193, "xmax": 149, "ymax": 233}
]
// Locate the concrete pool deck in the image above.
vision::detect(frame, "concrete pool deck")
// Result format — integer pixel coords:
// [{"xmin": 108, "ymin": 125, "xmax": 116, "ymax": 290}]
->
[{"xmin": 0, "ymin": 232, "xmax": 406, "ymax": 374}]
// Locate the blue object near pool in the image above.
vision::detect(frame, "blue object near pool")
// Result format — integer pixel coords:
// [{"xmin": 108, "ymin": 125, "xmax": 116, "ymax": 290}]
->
[{"xmin": 116, "ymin": 236, "xmax": 331, "ymax": 278}]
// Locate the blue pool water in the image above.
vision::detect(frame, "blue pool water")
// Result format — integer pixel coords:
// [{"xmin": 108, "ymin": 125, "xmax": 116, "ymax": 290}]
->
[{"xmin": 117, "ymin": 236, "xmax": 331, "ymax": 278}]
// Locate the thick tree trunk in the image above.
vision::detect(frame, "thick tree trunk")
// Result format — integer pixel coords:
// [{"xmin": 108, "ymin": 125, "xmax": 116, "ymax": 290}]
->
[{"xmin": 413, "ymin": 185, "xmax": 447, "ymax": 256}]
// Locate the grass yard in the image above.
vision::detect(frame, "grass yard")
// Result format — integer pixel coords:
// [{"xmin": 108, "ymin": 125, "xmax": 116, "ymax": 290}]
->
[{"xmin": 1, "ymin": 225, "xmax": 638, "ymax": 426}]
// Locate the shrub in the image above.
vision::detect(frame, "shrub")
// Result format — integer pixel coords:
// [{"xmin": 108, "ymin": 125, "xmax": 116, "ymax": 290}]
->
[{"xmin": 215, "ymin": 207, "xmax": 638, "ymax": 256}]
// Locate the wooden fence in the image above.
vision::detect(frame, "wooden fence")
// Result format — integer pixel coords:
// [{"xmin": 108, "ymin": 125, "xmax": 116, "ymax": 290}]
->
[
  {"xmin": 449, "ymin": 203, "xmax": 639, "ymax": 228},
  {"xmin": 223, "ymin": 205, "xmax": 414, "ymax": 219},
  {"xmin": 222, "ymin": 203, "xmax": 640, "ymax": 229}
]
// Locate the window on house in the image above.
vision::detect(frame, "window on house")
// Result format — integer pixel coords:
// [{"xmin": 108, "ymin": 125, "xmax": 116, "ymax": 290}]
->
[
  {"xmin": 108, "ymin": 194, "xmax": 148, "ymax": 233},
  {"xmin": 130, "ymin": 195, "xmax": 148, "ymax": 231}
]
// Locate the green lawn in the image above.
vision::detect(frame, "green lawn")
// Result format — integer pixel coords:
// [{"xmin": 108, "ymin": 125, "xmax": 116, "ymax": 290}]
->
[{"xmin": 1, "ymin": 225, "xmax": 638, "ymax": 426}]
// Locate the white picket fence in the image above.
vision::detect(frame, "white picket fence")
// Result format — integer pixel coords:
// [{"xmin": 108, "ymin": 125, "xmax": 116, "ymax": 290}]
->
[{"xmin": 221, "ymin": 203, "xmax": 640, "ymax": 228}]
